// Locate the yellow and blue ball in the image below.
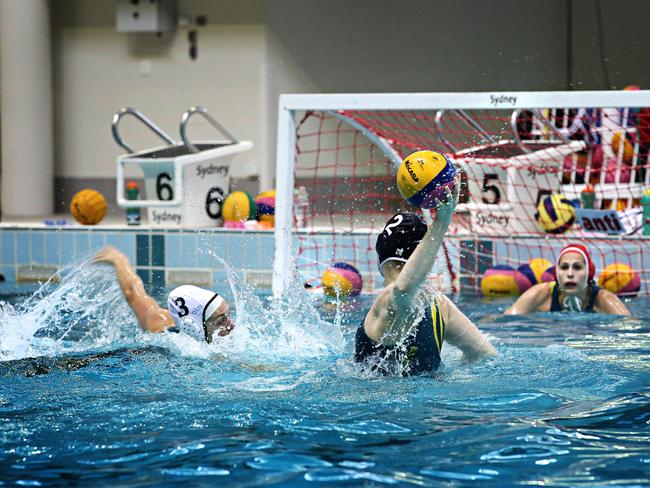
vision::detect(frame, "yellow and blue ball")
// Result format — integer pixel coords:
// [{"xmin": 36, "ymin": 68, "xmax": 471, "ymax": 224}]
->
[
  {"xmin": 481, "ymin": 265, "xmax": 520, "ymax": 297},
  {"xmin": 222, "ymin": 191, "xmax": 257, "ymax": 222},
  {"xmin": 396, "ymin": 150, "xmax": 457, "ymax": 209},
  {"xmin": 256, "ymin": 190, "xmax": 276, "ymax": 226},
  {"xmin": 598, "ymin": 263, "xmax": 641, "ymax": 297},
  {"xmin": 71, "ymin": 189, "xmax": 107, "ymax": 225},
  {"xmin": 514, "ymin": 258, "xmax": 553, "ymax": 293},
  {"xmin": 322, "ymin": 262, "xmax": 363, "ymax": 298},
  {"xmin": 536, "ymin": 193, "xmax": 576, "ymax": 234}
]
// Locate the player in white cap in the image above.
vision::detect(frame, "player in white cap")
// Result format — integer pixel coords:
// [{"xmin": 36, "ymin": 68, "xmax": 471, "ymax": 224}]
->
[{"xmin": 94, "ymin": 247, "xmax": 234, "ymax": 342}]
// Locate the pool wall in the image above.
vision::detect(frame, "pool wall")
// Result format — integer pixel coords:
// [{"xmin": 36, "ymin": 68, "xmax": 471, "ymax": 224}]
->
[
  {"xmin": 1, "ymin": 225, "xmax": 647, "ymax": 295},
  {"xmin": 0, "ymin": 225, "xmax": 275, "ymax": 293}
]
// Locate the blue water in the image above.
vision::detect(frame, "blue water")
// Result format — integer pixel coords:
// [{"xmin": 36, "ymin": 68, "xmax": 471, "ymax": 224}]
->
[{"xmin": 1, "ymin": 261, "xmax": 649, "ymax": 487}]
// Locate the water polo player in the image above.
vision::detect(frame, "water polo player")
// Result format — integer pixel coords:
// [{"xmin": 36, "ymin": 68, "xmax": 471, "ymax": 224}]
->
[
  {"xmin": 505, "ymin": 243, "xmax": 630, "ymax": 315},
  {"xmin": 355, "ymin": 182, "xmax": 496, "ymax": 375},
  {"xmin": 94, "ymin": 247, "xmax": 235, "ymax": 342}
]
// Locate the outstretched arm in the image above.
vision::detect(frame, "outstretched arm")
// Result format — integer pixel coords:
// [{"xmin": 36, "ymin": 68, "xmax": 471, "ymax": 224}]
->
[
  {"xmin": 364, "ymin": 180, "xmax": 459, "ymax": 343},
  {"xmin": 93, "ymin": 246, "xmax": 173, "ymax": 333},
  {"xmin": 504, "ymin": 283, "xmax": 549, "ymax": 315},
  {"xmin": 394, "ymin": 180, "xmax": 459, "ymax": 299},
  {"xmin": 440, "ymin": 294, "xmax": 496, "ymax": 361}
]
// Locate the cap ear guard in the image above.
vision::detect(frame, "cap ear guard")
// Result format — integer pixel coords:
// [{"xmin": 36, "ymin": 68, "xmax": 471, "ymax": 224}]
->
[{"xmin": 177, "ymin": 317, "xmax": 206, "ymax": 341}]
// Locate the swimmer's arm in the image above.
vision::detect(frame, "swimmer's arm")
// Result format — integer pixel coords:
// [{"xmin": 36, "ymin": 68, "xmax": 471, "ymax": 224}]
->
[
  {"xmin": 394, "ymin": 181, "xmax": 459, "ymax": 298},
  {"xmin": 504, "ymin": 283, "xmax": 550, "ymax": 315},
  {"xmin": 441, "ymin": 294, "xmax": 496, "ymax": 361},
  {"xmin": 93, "ymin": 246, "xmax": 173, "ymax": 333},
  {"xmin": 595, "ymin": 289, "xmax": 631, "ymax": 316}
]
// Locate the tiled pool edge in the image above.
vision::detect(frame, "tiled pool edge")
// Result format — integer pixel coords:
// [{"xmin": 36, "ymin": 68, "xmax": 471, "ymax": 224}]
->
[{"xmin": 0, "ymin": 225, "xmax": 276, "ymax": 292}]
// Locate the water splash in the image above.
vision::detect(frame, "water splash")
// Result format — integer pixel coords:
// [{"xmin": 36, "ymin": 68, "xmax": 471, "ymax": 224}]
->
[
  {"xmin": 0, "ymin": 259, "xmax": 139, "ymax": 361},
  {"xmin": 206, "ymin": 257, "xmax": 346, "ymax": 361}
]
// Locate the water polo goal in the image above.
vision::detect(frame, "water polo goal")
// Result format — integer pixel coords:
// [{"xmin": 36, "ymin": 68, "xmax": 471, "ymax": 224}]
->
[{"xmin": 272, "ymin": 90, "xmax": 650, "ymax": 297}]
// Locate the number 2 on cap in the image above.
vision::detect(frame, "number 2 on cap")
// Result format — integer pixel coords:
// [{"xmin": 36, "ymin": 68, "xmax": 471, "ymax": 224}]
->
[{"xmin": 384, "ymin": 214, "xmax": 403, "ymax": 235}]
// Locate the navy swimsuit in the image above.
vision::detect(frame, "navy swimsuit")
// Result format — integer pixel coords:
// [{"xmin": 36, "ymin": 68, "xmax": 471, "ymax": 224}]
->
[
  {"xmin": 550, "ymin": 282, "xmax": 600, "ymax": 312},
  {"xmin": 355, "ymin": 299, "xmax": 445, "ymax": 375}
]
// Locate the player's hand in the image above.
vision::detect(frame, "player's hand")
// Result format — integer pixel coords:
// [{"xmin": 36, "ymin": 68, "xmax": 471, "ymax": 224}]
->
[
  {"xmin": 433, "ymin": 175, "xmax": 460, "ymax": 224},
  {"xmin": 93, "ymin": 246, "xmax": 126, "ymax": 264}
]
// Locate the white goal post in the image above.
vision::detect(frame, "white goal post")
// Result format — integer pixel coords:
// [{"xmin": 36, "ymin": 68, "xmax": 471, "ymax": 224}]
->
[{"xmin": 272, "ymin": 90, "xmax": 650, "ymax": 297}]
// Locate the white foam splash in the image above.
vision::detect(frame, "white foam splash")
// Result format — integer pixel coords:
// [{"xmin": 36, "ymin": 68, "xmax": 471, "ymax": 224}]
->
[
  {"xmin": 0, "ymin": 260, "xmax": 139, "ymax": 361},
  {"xmin": 0, "ymin": 252, "xmax": 347, "ymax": 363},
  {"xmin": 206, "ymin": 257, "xmax": 346, "ymax": 361}
]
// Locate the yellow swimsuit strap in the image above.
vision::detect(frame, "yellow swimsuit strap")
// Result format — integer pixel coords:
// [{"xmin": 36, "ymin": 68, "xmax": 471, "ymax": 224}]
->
[{"xmin": 431, "ymin": 298, "xmax": 446, "ymax": 353}]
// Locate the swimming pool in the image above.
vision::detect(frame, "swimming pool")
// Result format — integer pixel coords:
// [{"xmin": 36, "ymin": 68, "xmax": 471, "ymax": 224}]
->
[{"xmin": 1, "ymin": 261, "xmax": 648, "ymax": 486}]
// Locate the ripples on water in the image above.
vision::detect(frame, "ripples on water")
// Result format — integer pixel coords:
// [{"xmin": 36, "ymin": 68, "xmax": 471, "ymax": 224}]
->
[{"xmin": 0, "ymin": 259, "xmax": 648, "ymax": 486}]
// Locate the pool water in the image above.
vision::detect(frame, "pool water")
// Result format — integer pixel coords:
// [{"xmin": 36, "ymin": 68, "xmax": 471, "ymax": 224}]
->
[{"xmin": 0, "ymin": 261, "xmax": 648, "ymax": 486}]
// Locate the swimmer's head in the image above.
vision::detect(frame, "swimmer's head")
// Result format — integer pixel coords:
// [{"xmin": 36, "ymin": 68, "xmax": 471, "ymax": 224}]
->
[
  {"xmin": 376, "ymin": 212, "xmax": 427, "ymax": 277},
  {"xmin": 167, "ymin": 285, "xmax": 235, "ymax": 343},
  {"xmin": 556, "ymin": 243, "xmax": 595, "ymax": 294}
]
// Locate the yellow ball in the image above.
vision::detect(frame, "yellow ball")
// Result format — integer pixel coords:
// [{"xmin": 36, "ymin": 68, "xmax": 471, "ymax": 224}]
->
[
  {"xmin": 222, "ymin": 191, "xmax": 257, "ymax": 222},
  {"xmin": 480, "ymin": 265, "xmax": 520, "ymax": 297},
  {"xmin": 598, "ymin": 263, "xmax": 641, "ymax": 296},
  {"xmin": 70, "ymin": 189, "xmax": 107, "ymax": 225},
  {"xmin": 535, "ymin": 193, "xmax": 576, "ymax": 234},
  {"xmin": 396, "ymin": 150, "xmax": 457, "ymax": 208},
  {"xmin": 321, "ymin": 262, "xmax": 363, "ymax": 298},
  {"xmin": 255, "ymin": 190, "xmax": 276, "ymax": 226}
]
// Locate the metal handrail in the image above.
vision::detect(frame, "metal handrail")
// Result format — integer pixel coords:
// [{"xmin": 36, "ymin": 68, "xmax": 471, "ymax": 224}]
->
[
  {"xmin": 456, "ymin": 109, "xmax": 497, "ymax": 144},
  {"xmin": 434, "ymin": 110, "xmax": 458, "ymax": 152},
  {"xmin": 180, "ymin": 106, "xmax": 238, "ymax": 153},
  {"xmin": 111, "ymin": 107, "xmax": 176, "ymax": 154},
  {"xmin": 510, "ymin": 110, "xmax": 532, "ymax": 154}
]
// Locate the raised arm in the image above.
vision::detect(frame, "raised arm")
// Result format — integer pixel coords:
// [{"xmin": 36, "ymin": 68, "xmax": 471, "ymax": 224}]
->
[
  {"xmin": 394, "ymin": 180, "xmax": 459, "ymax": 298},
  {"xmin": 93, "ymin": 246, "xmax": 173, "ymax": 333},
  {"xmin": 364, "ymin": 181, "xmax": 459, "ymax": 343},
  {"xmin": 440, "ymin": 294, "xmax": 496, "ymax": 361}
]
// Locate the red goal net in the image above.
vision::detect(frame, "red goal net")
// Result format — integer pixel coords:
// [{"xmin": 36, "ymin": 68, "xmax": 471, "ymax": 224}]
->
[{"xmin": 276, "ymin": 93, "xmax": 650, "ymax": 296}]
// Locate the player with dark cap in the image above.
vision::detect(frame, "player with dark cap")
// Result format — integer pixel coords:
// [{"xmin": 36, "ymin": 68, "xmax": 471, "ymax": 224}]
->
[{"xmin": 355, "ymin": 182, "xmax": 495, "ymax": 375}]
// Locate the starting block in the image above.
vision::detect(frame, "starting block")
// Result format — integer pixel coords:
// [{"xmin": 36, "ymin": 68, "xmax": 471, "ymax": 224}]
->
[{"xmin": 113, "ymin": 106, "xmax": 252, "ymax": 227}]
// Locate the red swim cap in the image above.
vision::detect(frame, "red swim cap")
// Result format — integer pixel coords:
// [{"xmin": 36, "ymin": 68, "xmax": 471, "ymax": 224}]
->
[{"xmin": 556, "ymin": 243, "xmax": 595, "ymax": 282}]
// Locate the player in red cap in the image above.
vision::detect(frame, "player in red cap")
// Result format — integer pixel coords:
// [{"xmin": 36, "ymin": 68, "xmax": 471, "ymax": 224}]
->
[{"xmin": 505, "ymin": 243, "xmax": 630, "ymax": 315}]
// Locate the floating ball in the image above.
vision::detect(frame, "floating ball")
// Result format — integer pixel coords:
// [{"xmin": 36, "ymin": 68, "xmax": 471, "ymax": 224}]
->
[
  {"xmin": 541, "ymin": 266, "xmax": 556, "ymax": 284},
  {"xmin": 514, "ymin": 258, "xmax": 553, "ymax": 293},
  {"xmin": 70, "ymin": 189, "xmax": 107, "ymax": 225},
  {"xmin": 480, "ymin": 265, "xmax": 520, "ymax": 297},
  {"xmin": 536, "ymin": 193, "xmax": 576, "ymax": 234},
  {"xmin": 222, "ymin": 191, "xmax": 257, "ymax": 222},
  {"xmin": 322, "ymin": 262, "xmax": 363, "ymax": 298},
  {"xmin": 256, "ymin": 190, "xmax": 276, "ymax": 226},
  {"xmin": 396, "ymin": 150, "xmax": 457, "ymax": 209},
  {"xmin": 598, "ymin": 263, "xmax": 641, "ymax": 297}
]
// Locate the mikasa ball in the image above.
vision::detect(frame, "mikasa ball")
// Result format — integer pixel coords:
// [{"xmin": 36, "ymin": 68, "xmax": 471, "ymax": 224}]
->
[
  {"xmin": 396, "ymin": 150, "xmax": 457, "ymax": 209},
  {"xmin": 70, "ymin": 189, "xmax": 107, "ymax": 225}
]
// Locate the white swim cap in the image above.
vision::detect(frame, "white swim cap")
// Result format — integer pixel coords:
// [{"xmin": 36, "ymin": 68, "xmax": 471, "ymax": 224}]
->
[{"xmin": 167, "ymin": 285, "xmax": 224, "ymax": 341}]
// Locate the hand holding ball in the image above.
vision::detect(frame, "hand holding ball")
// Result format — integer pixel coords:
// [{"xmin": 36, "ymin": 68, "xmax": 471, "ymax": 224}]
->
[
  {"xmin": 396, "ymin": 150, "xmax": 457, "ymax": 209},
  {"xmin": 71, "ymin": 189, "xmax": 107, "ymax": 225}
]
